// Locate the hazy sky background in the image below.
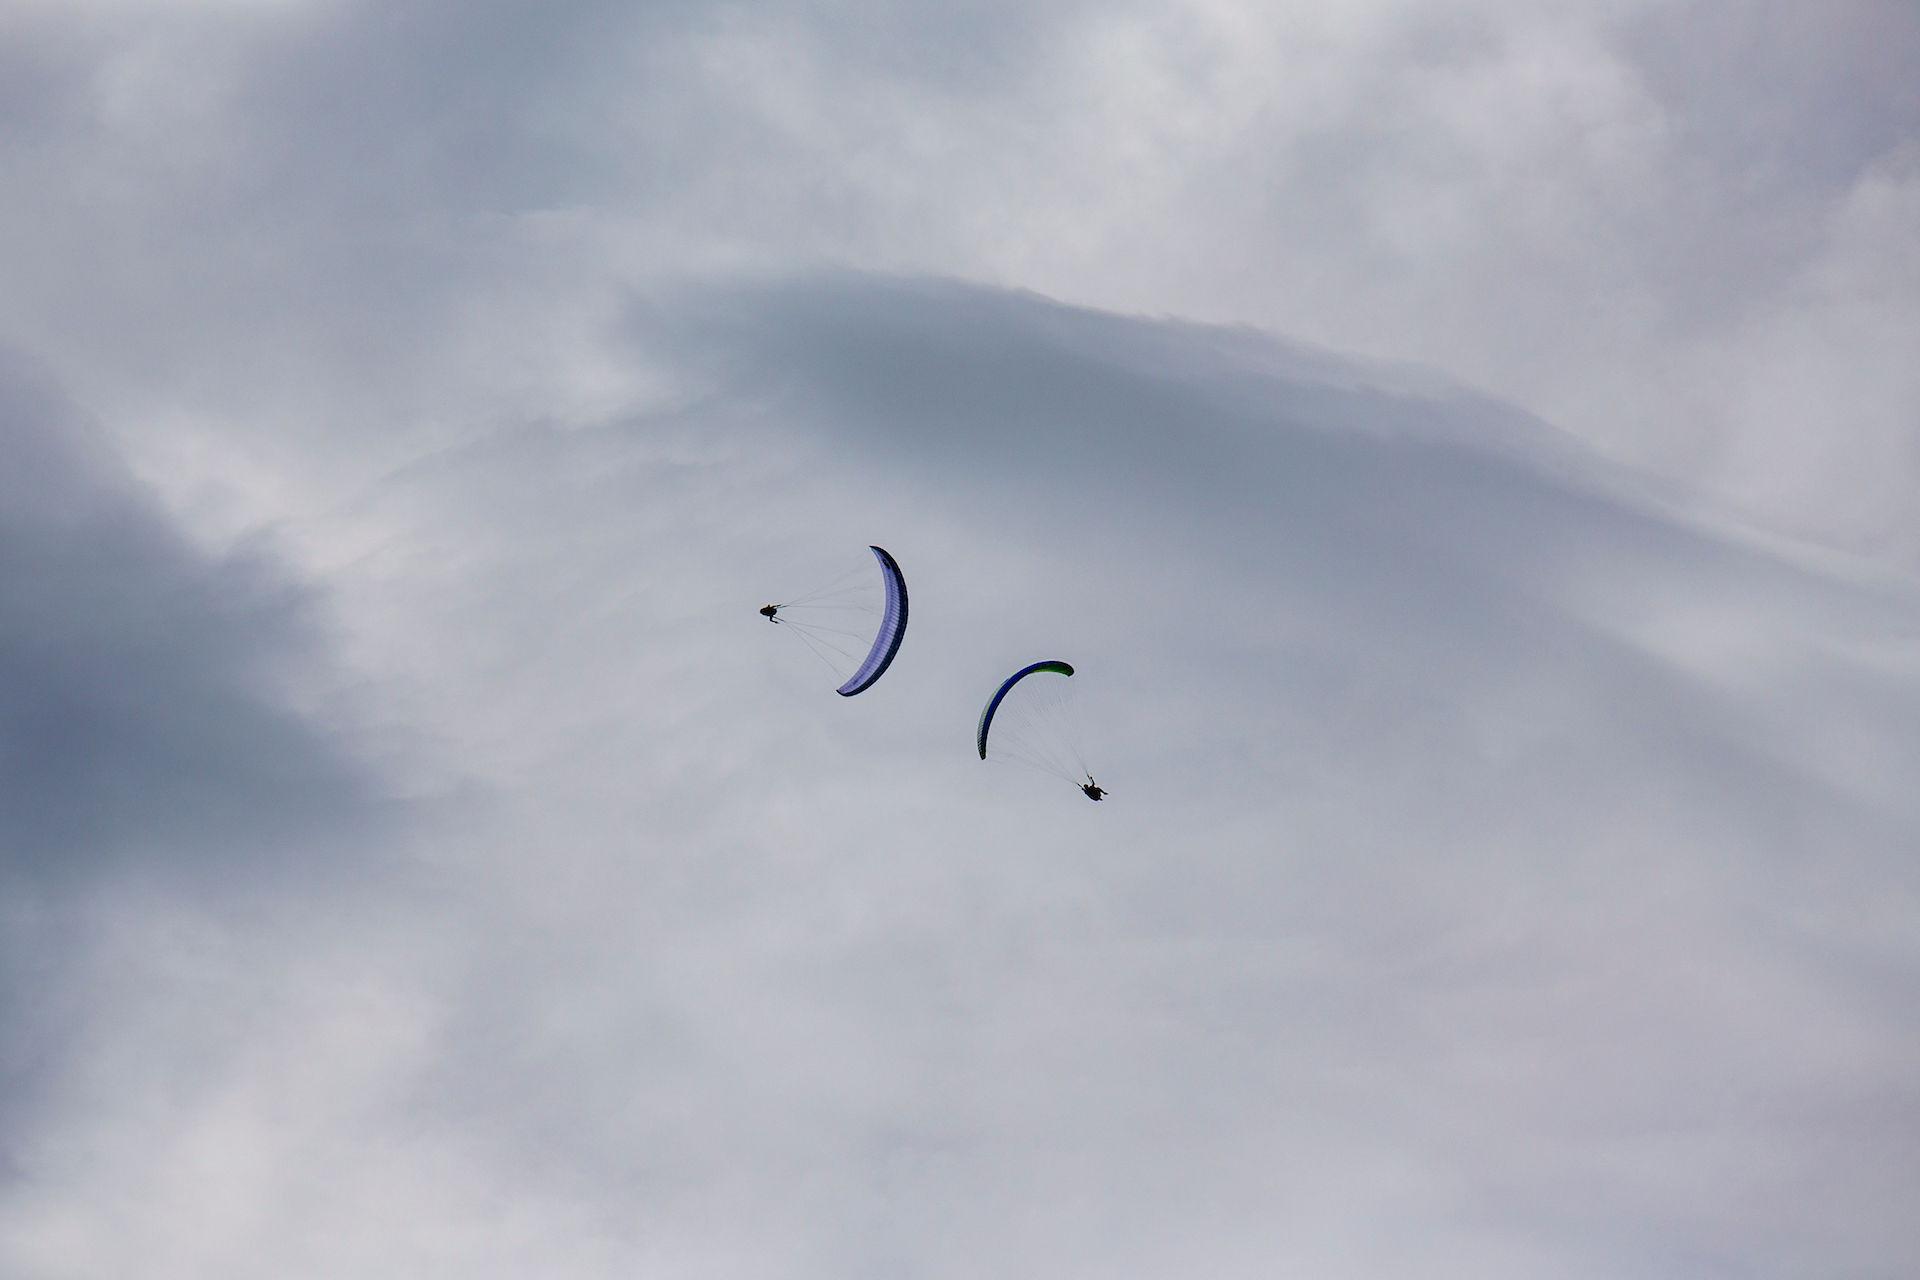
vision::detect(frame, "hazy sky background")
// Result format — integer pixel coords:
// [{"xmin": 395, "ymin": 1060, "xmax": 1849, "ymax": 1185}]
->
[{"xmin": 3, "ymin": 3, "xmax": 1918, "ymax": 1277}]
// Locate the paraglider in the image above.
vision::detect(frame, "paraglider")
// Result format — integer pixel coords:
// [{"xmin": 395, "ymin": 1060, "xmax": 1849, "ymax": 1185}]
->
[
  {"xmin": 760, "ymin": 552, "xmax": 1108, "ymax": 802},
  {"xmin": 978, "ymin": 660, "xmax": 1103, "ymax": 799},
  {"xmin": 760, "ymin": 546, "xmax": 908, "ymax": 696}
]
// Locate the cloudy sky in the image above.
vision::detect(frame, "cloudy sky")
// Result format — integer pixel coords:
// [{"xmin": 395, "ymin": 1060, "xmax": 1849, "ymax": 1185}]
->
[{"xmin": 4, "ymin": 2, "xmax": 1919, "ymax": 1276}]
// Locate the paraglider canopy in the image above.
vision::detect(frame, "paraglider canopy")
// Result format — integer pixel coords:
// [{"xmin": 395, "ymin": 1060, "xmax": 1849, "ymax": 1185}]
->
[
  {"xmin": 760, "ymin": 545, "xmax": 909, "ymax": 696},
  {"xmin": 977, "ymin": 659, "xmax": 1100, "ymax": 799},
  {"xmin": 977, "ymin": 660, "xmax": 1074, "ymax": 758},
  {"xmin": 835, "ymin": 546, "xmax": 907, "ymax": 696}
]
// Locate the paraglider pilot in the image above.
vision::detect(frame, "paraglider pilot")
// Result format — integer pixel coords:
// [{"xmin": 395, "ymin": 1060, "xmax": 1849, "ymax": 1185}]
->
[
  {"xmin": 759, "ymin": 604, "xmax": 780, "ymax": 623},
  {"xmin": 1080, "ymin": 776, "xmax": 1106, "ymax": 802}
]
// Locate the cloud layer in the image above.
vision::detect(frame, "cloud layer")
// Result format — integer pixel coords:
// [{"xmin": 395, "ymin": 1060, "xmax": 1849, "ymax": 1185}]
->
[
  {"xmin": 2, "ymin": 4, "xmax": 1918, "ymax": 1277},
  {"xmin": 4, "ymin": 0, "xmax": 1916, "ymax": 553},
  {"xmin": 8, "ymin": 272, "xmax": 1918, "ymax": 1277}
]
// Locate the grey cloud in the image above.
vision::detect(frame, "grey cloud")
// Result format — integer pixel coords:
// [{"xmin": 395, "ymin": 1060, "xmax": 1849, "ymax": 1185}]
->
[
  {"xmin": 2, "ymin": 271, "xmax": 1913, "ymax": 1276},
  {"xmin": 223, "ymin": 0, "xmax": 1071, "ymax": 215},
  {"xmin": 0, "ymin": 353, "xmax": 385, "ymax": 884},
  {"xmin": 199, "ymin": 271, "xmax": 1908, "ymax": 1279},
  {"xmin": 2, "ymin": 1, "xmax": 1918, "ymax": 1271},
  {"xmin": 5, "ymin": 2, "xmax": 1916, "ymax": 556},
  {"xmin": 1625, "ymin": 1, "xmax": 1920, "ymax": 194},
  {"xmin": 0, "ymin": 352, "xmax": 399, "ymax": 1199}
]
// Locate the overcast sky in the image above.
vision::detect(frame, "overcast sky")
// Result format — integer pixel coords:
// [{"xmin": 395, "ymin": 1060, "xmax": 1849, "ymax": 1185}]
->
[{"xmin": 3, "ymin": 3, "xmax": 1919, "ymax": 1277}]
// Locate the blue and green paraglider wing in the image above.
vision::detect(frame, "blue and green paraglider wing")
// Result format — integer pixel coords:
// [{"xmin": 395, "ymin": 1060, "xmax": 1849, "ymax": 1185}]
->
[{"xmin": 977, "ymin": 660, "xmax": 1074, "ymax": 758}]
